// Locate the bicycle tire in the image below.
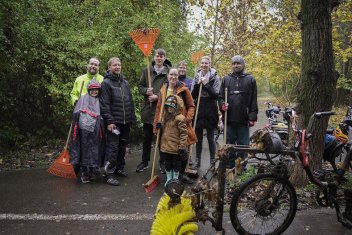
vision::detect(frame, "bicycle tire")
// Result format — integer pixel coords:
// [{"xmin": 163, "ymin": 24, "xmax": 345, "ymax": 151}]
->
[{"xmin": 230, "ymin": 173, "xmax": 297, "ymax": 235}]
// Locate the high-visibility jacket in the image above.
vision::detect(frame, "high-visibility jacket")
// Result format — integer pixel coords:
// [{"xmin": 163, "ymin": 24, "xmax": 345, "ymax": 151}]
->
[{"xmin": 70, "ymin": 73, "xmax": 104, "ymax": 105}]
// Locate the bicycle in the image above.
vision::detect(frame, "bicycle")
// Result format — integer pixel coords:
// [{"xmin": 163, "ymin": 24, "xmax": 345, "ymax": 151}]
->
[{"xmin": 229, "ymin": 110, "xmax": 352, "ymax": 235}]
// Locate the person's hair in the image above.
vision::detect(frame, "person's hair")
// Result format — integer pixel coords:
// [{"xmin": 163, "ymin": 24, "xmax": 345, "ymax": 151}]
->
[
  {"xmin": 155, "ymin": 48, "xmax": 166, "ymax": 57},
  {"xmin": 88, "ymin": 57, "xmax": 100, "ymax": 66},
  {"xmin": 108, "ymin": 57, "xmax": 121, "ymax": 67},
  {"xmin": 168, "ymin": 67, "xmax": 179, "ymax": 74},
  {"xmin": 178, "ymin": 60, "xmax": 187, "ymax": 67},
  {"xmin": 200, "ymin": 56, "xmax": 211, "ymax": 65}
]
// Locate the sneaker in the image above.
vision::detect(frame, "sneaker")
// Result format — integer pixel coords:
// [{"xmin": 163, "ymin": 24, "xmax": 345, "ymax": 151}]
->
[
  {"xmin": 88, "ymin": 171, "xmax": 97, "ymax": 180},
  {"xmin": 115, "ymin": 169, "xmax": 128, "ymax": 177},
  {"xmin": 180, "ymin": 174, "xmax": 194, "ymax": 184},
  {"xmin": 105, "ymin": 176, "xmax": 120, "ymax": 186},
  {"xmin": 159, "ymin": 163, "xmax": 166, "ymax": 174},
  {"xmin": 81, "ymin": 172, "xmax": 91, "ymax": 184},
  {"xmin": 136, "ymin": 161, "xmax": 148, "ymax": 172}
]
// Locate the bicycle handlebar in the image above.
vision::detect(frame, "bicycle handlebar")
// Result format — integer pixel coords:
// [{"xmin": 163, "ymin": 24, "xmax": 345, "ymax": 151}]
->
[{"xmin": 314, "ymin": 111, "xmax": 336, "ymax": 118}]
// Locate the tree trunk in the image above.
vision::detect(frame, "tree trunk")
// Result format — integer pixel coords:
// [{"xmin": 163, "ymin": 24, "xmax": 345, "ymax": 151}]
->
[{"xmin": 290, "ymin": 0, "xmax": 338, "ymax": 186}]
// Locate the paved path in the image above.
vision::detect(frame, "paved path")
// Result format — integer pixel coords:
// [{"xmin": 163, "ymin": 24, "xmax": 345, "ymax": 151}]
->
[{"xmin": 0, "ymin": 99, "xmax": 350, "ymax": 234}]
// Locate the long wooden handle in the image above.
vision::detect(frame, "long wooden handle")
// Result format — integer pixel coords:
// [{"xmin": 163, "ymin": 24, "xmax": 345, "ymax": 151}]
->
[
  {"xmin": 185, "ymin": 83, "xmax": 203, "ymax": 169},
  {"xmin": 224, "ymin": 88, "xmax": 228, "ymax": 144},
  {"xmin": 64, "ymin": 81, "xmax": 85, "ymax": 150},
  {"xmin": 147, "ymin": 57, "xmax": 152, "ymax": 88},
  {"xmin": 150, "ymin": 95, "xmax": 166, "ymax": 179}
]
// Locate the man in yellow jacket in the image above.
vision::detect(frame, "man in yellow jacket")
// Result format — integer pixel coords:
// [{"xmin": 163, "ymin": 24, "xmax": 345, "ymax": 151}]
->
[{"xmin": 70, "ymin": 57, "xmax": 104, "ymax": 105}]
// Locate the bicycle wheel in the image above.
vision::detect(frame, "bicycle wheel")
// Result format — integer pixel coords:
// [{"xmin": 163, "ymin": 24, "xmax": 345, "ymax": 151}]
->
[{"xmin": 230, "ymin": 173, "xmax": 297, "ymax": 235}]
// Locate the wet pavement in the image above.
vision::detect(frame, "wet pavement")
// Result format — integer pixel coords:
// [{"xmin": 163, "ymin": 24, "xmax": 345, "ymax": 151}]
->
[
  {"xmin": 1, "ymin": 149, "xmax": 351, "ymax": 235},
  {"xmin": 1, "ymin": 102, "xmax": 351, "ymax": 234}
]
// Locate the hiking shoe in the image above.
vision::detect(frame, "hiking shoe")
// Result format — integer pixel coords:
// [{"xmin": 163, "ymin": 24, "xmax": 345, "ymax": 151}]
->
[
  {"xmin": 159, "ymin": 163, "xmax": 166, "ymax": 174},
  {"xmin": 88, "ymin": 171, "xmax": 97, "ymax": 180},
  {"xmin": 136, "ymin": 161, "xmax": 148, "ymax": 172},
  {"xmin": 115, "ymin": 169, "xmax": 128, "ymax": 177},
  {"xmin": 180, "ymin": 174, "xmax": 194, "ymax": 185},
  {"xmin": 105, "ymin": 176, "xmax": 120, "ymax": 186},
  {"xmin": 81, "ymin": 172, "xmax": 91, "ymax": 184}
]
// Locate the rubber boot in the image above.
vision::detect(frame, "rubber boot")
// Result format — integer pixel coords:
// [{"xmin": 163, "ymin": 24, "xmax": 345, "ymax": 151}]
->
[
  {"xmin": 165, "ymin": 171, "xmax": 173, "ymax": 186},
  {"xmin": 173, "ymin": 171, "xmax": 180, "ymax": 180}
]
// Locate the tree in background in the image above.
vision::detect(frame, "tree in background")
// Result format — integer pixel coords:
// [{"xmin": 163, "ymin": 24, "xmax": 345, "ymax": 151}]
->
[
  {"xmin": 0, "ymin": 0, "xmax": 197, "ymax": 149},
  {"xmin": 290, "ymin": 0, "xmax": 341, "ymax": 186}
]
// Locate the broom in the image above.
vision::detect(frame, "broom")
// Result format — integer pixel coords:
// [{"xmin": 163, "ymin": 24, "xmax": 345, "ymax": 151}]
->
[
  {"xmin": 129, "ymin": 28, "xmax": 160, "ymax": 107},
  {"xmin": 184, "ymin": 84, "xmax": 203, "ymax": 178},
  {"xmin": 144, "ymin": 94, "xmax": 166, "ymax": 193},
  {"xmin": 47, "ymin": 82, "xmax": 85, "ymax": 178}
]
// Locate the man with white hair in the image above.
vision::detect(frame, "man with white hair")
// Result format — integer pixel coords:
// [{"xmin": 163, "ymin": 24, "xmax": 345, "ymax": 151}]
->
[{"xmin": 219, "ymin": 55, "xmax": 258, "ymax": 169}]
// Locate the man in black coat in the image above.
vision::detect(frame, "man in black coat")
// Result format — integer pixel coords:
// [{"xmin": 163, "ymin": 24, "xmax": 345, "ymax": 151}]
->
[
  {"xmin": 100, "ymin": 57, "xmax": 136, "ymax": 186},
  {"xmin": 219, "ymin": 55, "xmax": 258, "ymax": 168}
]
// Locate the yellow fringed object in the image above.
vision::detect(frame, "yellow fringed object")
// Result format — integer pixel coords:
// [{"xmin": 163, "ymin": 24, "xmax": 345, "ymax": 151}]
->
[{"xmin": 151, "ymin": 194, "xmax": 198, "ymax": 235}]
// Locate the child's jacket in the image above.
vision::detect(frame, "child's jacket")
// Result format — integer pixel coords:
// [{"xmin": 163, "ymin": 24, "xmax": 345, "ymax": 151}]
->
[
  {"xmin": 69, "ymin": 80, "xmax": 105, "ymax": 168},
  {"xmin": 160, "ymin": 95, "xmax": 188, "ymax": 155}
]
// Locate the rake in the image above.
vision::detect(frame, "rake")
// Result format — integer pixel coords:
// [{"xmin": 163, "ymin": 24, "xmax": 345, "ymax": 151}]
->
[
  {"xmin": 191, "ymin": 50, "xmax": 204, "ymax": 77},
  {"xmin": 129, "ymin": 28, "xmax": 160, "ymax": 102},
  {"xmin": 47, "ymin": 82, "xmax": 85, "ymax": 179}
]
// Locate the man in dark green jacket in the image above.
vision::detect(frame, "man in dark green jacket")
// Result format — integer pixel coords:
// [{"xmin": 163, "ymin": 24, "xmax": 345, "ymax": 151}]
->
[{"xmin": 136, "ymin": 48, "xmax": 171, "ymax": 173}]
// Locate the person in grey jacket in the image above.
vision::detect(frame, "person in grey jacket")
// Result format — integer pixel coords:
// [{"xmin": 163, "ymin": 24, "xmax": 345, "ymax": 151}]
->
[
  {"xmin": 219, "ymin": 55, "xmax": 258, "ymax": 168},
  {"xmin": 100, "ymin": 57, "xmax": 136, "ymax": 186},
  {"xmin": 191, "ymin": 56, "xmax": 220, "ymax": 168}
]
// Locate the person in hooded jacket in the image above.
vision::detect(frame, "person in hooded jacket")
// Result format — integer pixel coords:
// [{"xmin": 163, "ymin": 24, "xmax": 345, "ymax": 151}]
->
[
  {"xmin": 191, "ymin": 56, "xmax": 221, "ymax": 168},
  {"xmin": 136, "ymin": 48, "xmax": 172, "ymax": 174},
  {"xmin": 69, "ymin": 79, "xmax": 105, "ymax": 183},
  {"xmin": 219, "ymin": 55, "xmax": 258, "ymax": 168},
  {"xmin": 156, "ymin": 95, "xmax": 188, "ymax": 186},
  {"xmin": 153, "ymin": 68, "xmax": 197, "ymax": 184},
  {"xmin": 100, "ymin": 57, "xmax": 136, "ymax": 186}
]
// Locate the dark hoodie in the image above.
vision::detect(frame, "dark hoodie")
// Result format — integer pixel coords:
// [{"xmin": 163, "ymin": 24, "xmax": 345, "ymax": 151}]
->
[
  {"xmin": 100, "ymin": 73, "xmax": 136, "ymax": 125},
  {"xmin": 138, "ymin": 59, "xmax": 172, "ymax": 124}
]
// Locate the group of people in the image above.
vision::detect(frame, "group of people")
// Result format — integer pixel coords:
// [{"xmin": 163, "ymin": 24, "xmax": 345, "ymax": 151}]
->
[{"xmin": 69, "ymin": 49, "xmax": 258, "ymax": 186}]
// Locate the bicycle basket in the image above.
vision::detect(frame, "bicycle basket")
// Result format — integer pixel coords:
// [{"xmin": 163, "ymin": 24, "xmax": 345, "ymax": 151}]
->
[
  {"xmin": 250, "ymin": 128, "xmax": 284, "ymax": 152},
  {"xmin": 323, "ymin": 137, "xmax": 344, "ymax": 162},
  {"xmin": 263, "ymin": 132, "xmax": 284, "ymax": 152}
]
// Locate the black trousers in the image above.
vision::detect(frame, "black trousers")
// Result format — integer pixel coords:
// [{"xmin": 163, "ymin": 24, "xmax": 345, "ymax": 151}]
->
[
  {"xmin": 142, "ymin": 123, "xmax": 153, "ymax": 162},
  {"xmin": 195, "ymin": 128, "xmax": 216, "ymax": 162},
  {"xmin": 106, "ymin": 124, "xmax": 130, "ymax": 171},
  {"xmin": 160, "ymin": 152, "xmax": 181, "ymax": 172}
]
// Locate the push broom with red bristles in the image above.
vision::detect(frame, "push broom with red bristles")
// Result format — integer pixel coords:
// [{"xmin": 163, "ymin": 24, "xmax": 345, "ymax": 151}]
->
[
  {"xmin": 47, "ymin": 82, "xmax": 85, "ymax": 179},
  {"xmin": 143, "ymin": 96, "xmax": 166, "ymax": 193},
  {"xmin": 128, "ymin": 27, "xmax": 161, "ymax": 192}
]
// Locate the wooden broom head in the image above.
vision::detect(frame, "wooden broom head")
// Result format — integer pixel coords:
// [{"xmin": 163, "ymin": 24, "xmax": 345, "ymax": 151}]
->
[
  {"xmin": 191, "ymin": 50, "xmax": 205, "ymax": 65},
  {"xmin": 128, "ymin": 28, "xmax": 160, "ymax": 57}
]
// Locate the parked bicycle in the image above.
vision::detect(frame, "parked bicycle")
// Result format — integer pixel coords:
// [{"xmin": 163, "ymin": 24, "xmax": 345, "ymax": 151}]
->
[
  {"xmin": 229, "ymin": 109, "xmax": 352, "ymax": 235},
  {"xmin": 264, "ymin": 101, "xmax": 289, "ymax": 145}
]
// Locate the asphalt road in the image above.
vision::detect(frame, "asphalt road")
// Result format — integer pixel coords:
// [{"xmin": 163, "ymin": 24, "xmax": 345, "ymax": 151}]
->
[{"xmin": 0, "ymin": 100, "xmax": 351, "ymax": 234}]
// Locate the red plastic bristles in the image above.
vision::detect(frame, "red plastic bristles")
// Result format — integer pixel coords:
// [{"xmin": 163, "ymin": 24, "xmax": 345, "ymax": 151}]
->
[{"xmin": 144, "ymin": 175, "xmax": 160, "ymax": 193}]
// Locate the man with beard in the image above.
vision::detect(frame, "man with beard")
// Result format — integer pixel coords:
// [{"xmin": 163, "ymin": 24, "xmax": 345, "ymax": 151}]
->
[
  {"xmin": 70, "ymin": 57, "xmax": 104, "ymax": 106},
  {"xmin": 219, "ymin": 55, "xmax": 258, "ymax": 169}
]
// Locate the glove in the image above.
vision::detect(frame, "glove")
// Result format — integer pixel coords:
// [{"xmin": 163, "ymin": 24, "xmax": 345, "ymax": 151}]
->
[
  {"xmin": 221, "ymin": 103, "xmax": 228, "ymax": 112},
  {"xmin": 156, "ymin": 122, "xmax": 162, "ymax": 130},
  {"xmin": 248, "ymin": 120, "xmax": 256, "ymax": 127},
  {"xmin": 178, "ymin": 148, "xmax": 188, "ymax": 159}
]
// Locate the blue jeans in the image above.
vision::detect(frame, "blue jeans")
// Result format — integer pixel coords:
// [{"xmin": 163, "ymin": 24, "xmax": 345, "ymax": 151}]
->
[{"xmin": 226, "ymin": 122, "xmax": 250, "ymax": 167}]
